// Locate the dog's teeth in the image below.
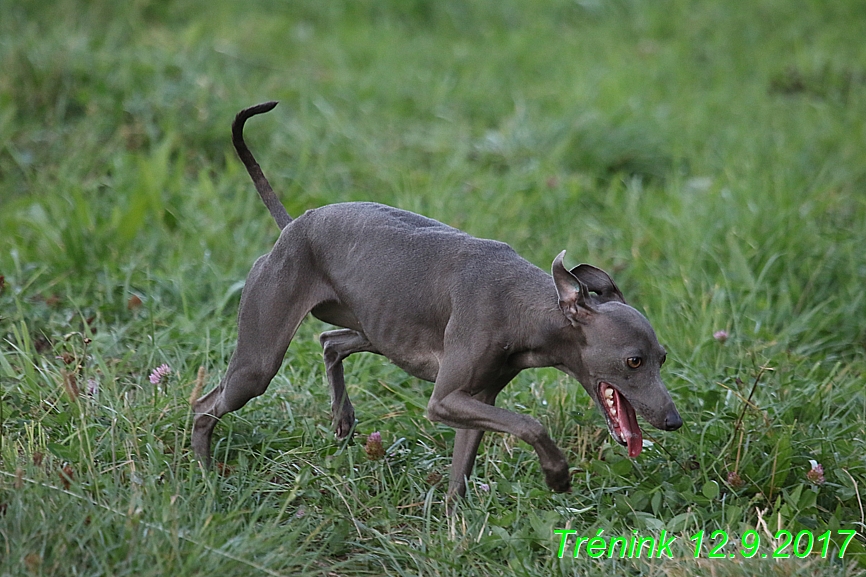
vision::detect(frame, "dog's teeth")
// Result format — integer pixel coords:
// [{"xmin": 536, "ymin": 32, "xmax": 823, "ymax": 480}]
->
[
  {"xmin": 604, "ymin": 388, "xmax": 614, "ymax": 399},
  {"xmin": 609, "ymin": 407, "xmax": 617, "ymax": 417}
]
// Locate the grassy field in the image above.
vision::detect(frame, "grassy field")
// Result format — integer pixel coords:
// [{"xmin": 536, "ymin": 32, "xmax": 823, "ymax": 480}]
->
[{"xmin": 2, "ymin": 0, "xmax": 866, "ymax": 574}]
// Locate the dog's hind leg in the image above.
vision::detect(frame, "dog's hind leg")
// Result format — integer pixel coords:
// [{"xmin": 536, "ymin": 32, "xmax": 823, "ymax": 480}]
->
[
  {"xmin": 319, "ymin": 329, "xmax": 380, "ymax": 438},
  {"xmin": 192, "ymin": 252, "xmax": 320, "ymax": 466}
]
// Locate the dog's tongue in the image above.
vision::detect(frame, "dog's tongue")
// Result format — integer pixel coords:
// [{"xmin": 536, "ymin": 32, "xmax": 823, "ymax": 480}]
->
[{"xmin": 615, "ymin": 390, "xmax": 643, "ymax": 458}]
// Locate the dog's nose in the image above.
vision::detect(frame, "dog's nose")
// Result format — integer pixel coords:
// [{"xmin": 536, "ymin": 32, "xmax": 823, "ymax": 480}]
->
[{"xmin": 663, "ymin": 410, "xmax": 683, "ymax": 431}]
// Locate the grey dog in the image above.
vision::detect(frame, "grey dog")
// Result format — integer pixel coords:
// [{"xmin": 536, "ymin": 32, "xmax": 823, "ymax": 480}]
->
[{"xmin": 192, "ymin": 102, "xmax": 682, "ymax": 501}]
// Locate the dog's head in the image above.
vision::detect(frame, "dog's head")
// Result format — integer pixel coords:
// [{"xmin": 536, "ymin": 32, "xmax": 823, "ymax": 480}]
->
[{"xmin": 551, "ymin": 251, "xmax": 682, "ymax": 457}]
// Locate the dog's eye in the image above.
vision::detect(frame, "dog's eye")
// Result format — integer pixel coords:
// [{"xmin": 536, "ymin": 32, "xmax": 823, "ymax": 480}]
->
[{"xmin": 626, "ymin": 357, "xmax": 642, "ymax": 369}]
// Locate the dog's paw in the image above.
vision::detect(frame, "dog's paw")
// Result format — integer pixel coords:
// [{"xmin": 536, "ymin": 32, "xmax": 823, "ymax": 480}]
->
[
  {"xmin": 544, "ymin": 463, "xmax": 572, "ymax": 493},
  {"xmin": 333, "ymin": 408, "xmax": 356, "ymax": 439}
]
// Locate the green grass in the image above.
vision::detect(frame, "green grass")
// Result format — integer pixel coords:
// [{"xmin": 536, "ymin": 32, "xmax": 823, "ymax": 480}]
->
[{"xmin": 2, "ymin": 0, "xmax": 866, "ymax": 574}]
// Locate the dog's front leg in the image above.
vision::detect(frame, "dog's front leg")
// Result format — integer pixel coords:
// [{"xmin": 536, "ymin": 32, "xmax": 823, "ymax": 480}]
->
[
  {"xmin": 427, "ymin": 359, "xmax": 571, "ymax": 496},
  {"xmin": 445, "ymin": 385, "xmax": 502, "ymax": 505},
  {"xmin": 446, "ymin": 428, "xmax": 486, "ymax": 513}
]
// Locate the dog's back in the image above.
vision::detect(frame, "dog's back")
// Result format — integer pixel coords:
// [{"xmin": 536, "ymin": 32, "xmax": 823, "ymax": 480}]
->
[{"xmin": 267, "ymin": 201, "xmax": 554, "ymax": 381}]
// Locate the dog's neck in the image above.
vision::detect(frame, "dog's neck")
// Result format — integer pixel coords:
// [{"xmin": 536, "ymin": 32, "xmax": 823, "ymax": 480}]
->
[{"xmin": 504, "ymin": 276, "xmax": 585, "ymax": 372}]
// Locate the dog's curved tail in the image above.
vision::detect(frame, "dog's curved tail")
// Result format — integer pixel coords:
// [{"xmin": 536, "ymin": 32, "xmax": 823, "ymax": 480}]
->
[{"xmin": 232, "ymin": 101, "xmax": 292, "ymax": 229}]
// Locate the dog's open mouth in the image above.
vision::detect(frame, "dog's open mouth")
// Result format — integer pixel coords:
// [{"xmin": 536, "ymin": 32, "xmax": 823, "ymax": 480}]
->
[{"xmin": 599, "ymin": 382, "xmax": 643, "ymax": 458}]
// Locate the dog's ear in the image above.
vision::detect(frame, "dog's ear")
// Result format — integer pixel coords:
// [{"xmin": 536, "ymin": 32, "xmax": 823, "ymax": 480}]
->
[
  {"xmin": 552, "ymin": 251, "xmax": 594, "ymax": 325},
  {"xmin": 569, "ymin": 264, "xmax": 626, "ymax": 304}
]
